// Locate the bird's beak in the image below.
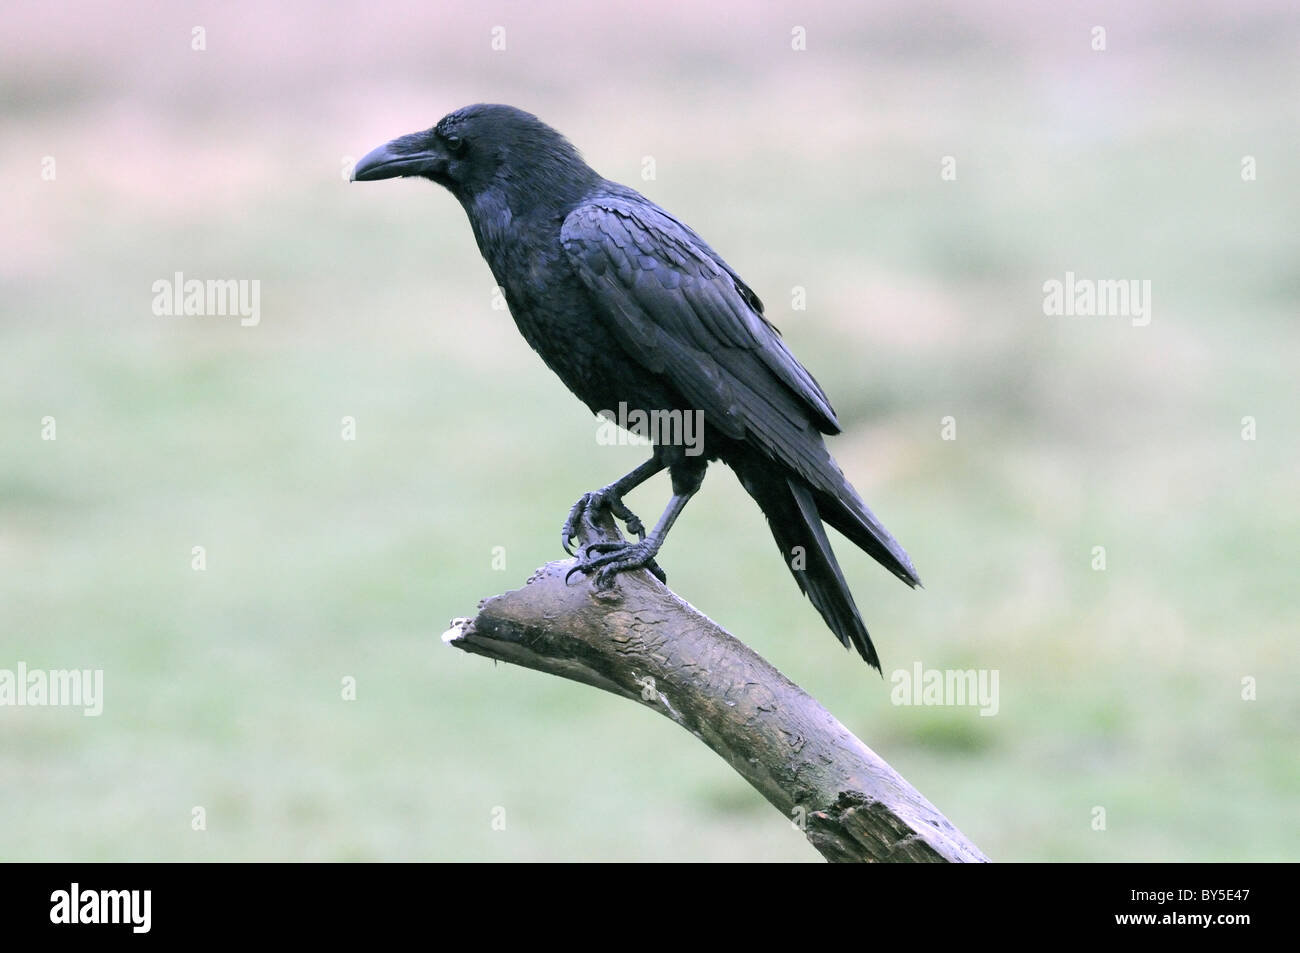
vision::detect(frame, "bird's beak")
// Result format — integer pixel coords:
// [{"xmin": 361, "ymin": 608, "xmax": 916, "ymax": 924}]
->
[{"xmin": 351, "ymin": 132, "xmax": 441, "ymax": 181}]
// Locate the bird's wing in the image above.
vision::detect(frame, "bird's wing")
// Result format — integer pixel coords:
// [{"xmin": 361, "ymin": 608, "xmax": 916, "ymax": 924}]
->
[{"xmin": 561, "ymin": 198, "xmax": 843, "ymax": 487}]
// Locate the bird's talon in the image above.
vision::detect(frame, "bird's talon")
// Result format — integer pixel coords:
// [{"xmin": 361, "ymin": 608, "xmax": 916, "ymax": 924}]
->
[{"xmin": 560, "ymin": 488, "xmax": 651, "ymax": 555}]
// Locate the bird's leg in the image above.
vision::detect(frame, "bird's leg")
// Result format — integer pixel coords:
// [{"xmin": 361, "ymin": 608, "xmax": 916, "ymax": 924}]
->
[
  {"xmin": 568, "ymin": 461, "xmax": 705, "ymax": 588},
  {"xmin": 561, "ymin": 455, "xmax": 666, "ymax": 556}
]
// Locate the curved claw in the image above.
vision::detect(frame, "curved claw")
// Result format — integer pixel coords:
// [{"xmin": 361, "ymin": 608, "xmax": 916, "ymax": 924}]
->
[
  {"xmin": 560, "ymin": 488, "xmax": 648, "ymax": 557},
  {"xmin": 561, "ymin": 494, "xmax": 593, "ymax": 557}
]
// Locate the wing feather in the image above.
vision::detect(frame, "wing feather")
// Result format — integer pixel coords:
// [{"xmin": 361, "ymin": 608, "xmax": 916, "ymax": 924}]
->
[{"xmin": 561, "ymin": 198, "xmax": 845, "ymax": 490}]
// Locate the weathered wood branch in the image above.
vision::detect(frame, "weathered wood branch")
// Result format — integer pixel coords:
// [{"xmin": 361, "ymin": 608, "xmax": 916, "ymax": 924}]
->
[{"xmin": 442, "ymin": 517, "xmax": 989, "ymax": 863}]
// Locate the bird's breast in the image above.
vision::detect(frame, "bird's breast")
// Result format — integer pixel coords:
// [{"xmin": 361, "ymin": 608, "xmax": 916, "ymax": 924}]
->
[{"xmin": 479, "ymin": 219, "xmax": 687, "ymax": 423}]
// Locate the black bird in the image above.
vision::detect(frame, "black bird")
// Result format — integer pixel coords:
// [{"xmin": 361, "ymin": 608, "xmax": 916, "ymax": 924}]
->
[{"xmin": 352, "ymin": 104, "xmax": 920, "ymax": 671}]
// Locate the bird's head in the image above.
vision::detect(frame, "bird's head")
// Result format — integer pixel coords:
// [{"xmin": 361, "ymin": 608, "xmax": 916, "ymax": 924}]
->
[{"xmin": 351, "ymin": 104, "xmax": 598, "ymax": 207}]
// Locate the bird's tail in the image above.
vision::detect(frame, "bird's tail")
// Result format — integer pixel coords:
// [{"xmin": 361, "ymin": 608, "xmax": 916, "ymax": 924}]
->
[
  {"xmin": 733, "ymin": 460, "xmax": 912, "ymax": 672},
  {"xmin": 817, "ymin": 478, "xmax": 923, "ymax": 590}
]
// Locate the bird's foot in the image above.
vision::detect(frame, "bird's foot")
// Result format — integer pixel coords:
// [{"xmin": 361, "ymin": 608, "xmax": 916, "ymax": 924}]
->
[
  {"xmin": 566, "ymin": 539, "xmax": 667, "ymax": 588},
  {"xmin": 561, "ymin": 488, "xmax": 647, "ymax": 556}
]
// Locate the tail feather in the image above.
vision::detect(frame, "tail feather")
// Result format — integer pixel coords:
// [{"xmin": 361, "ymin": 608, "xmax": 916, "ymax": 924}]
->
[
  {"xmin": 817, "ymin": 483, "xmax": 923, "ymax": 589},
  {"xmin": 735, "ymin": 463, "xmax": 884, "ymax": 671}
]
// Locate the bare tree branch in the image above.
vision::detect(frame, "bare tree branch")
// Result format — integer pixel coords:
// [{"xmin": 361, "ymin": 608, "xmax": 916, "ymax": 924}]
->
[{"xmin": 443, "ymin": 517, "xmax": 989, "ymax": 863}]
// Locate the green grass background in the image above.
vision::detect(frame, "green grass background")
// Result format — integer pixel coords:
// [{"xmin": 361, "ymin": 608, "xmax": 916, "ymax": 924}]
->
[{"xmin": 2, "ymin": 1, "xmax": 1296, "ymax": 860}]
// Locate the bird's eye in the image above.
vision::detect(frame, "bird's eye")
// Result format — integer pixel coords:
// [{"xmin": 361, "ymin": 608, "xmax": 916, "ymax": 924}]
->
[{"xmin": 445, "ymin": 135, "xmax": 467, "ymax": 155}]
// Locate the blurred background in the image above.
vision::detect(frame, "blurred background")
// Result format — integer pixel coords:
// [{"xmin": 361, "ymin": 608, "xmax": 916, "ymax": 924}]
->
[{"xmin": 3, "ymin": 0, "xmax": 1297, "ymax": 861}]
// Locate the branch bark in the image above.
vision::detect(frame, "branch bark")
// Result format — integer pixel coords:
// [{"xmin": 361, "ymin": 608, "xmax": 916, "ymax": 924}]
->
[{"xmin": 442, "ymin": 518, "xmax": 990, "ymax": 863}]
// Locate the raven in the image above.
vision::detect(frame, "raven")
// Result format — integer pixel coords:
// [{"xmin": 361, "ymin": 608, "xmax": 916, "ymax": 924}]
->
[{"xmin": 352, "ymin": 104, "xmax": 920, "ymax": 670}]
